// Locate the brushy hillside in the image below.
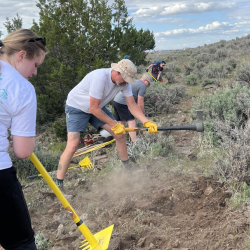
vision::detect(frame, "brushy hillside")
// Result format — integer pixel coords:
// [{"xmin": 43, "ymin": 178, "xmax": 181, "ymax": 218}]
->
[{"xmin": 11, "ymin": 34, "xmax": 250, "ymax": 250}]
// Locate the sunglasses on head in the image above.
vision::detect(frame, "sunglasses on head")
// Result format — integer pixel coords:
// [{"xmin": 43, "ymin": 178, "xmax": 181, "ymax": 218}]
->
[{"xmin": 28, "ymin": 37, "xmax": 46, "ymax": 46}]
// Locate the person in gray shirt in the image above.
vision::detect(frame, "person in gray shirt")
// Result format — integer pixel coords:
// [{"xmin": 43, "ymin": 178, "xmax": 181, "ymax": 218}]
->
[{"xmin": 113, "ymin": 73, "xmax": 152, "ymax": 141}]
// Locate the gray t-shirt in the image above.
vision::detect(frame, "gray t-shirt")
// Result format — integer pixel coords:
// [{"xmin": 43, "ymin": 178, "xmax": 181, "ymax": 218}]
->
[{"xmin": 114, "ymin": 80, "xmax": 146, "ymax": 105}]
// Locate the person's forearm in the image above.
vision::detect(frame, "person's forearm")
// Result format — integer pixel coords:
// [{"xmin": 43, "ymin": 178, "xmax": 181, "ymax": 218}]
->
[
  {"xmin": 128, "ymin": 103, "xmax": 148, "ymax": 123},
  {"xmin": 138, "ymin": 103, "xmax": 145, "ymax": 114},
  {"xmin": 157, "ymin": 72, "xmax": 161, "ymax": 80},
  {"xmin": 90, "ymin": 107, "xmax": 117, "ymax": 127}
]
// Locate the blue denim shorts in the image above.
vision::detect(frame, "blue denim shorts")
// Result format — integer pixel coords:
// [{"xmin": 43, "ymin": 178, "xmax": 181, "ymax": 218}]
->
[{"xmin": 65, "ymin": 105, "xmax": 115, "ymax": 132}]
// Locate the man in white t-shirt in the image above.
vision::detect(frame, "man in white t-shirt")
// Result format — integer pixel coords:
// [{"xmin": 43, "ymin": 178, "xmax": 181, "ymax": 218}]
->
[{"xmin": 56, "ymin": 59, "xmax": 158, "ymax": 187}]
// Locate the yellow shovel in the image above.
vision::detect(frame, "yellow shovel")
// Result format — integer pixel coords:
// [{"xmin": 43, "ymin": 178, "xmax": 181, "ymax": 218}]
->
[{"xmin": 29, "ymin": 153, "xmax": 113, "ymax": 250}]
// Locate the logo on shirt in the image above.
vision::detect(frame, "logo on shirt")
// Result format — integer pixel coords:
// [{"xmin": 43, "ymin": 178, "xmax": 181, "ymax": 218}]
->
[
  {"xmin": 0, "ymin": 73, "xmax": 2, "ymax": 80},
  {"xmin": 0, "ymin": 89, "xmax": 8, "ymax": 99}
]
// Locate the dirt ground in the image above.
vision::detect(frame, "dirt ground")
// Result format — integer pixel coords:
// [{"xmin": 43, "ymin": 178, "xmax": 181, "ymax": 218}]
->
[
  {"xmin": 20, "ymin": 97, "xmax": 250, "ymax": 250},
  {"xmin": 23, "ymin": 161, "xmax": 250, "ymax": 250}
]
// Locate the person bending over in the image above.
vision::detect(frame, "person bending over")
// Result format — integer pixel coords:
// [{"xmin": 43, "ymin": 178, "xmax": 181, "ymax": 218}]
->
[
  {"xmin": 56, "ymin": 59, "xmax": 158, "ymax": 189},
  {"xmin": 146, "ymin": 60, "xmax": 166, "ymax": 82},
  {"xmin": 113, "ymin": 73, "xmax": 152, "ymax": 142}
]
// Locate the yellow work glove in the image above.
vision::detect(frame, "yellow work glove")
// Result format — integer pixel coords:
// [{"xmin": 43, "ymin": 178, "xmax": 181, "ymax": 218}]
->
[
  {"xmin": 111, "ymin": 123, "xmax": 126, "ymax": 135},
  {"xmin": 143, "ymin": 120, "xmax": 158, "ymax": 134}
]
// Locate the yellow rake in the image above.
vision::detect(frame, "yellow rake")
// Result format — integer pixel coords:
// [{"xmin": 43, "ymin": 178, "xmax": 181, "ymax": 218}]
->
[
  {"xmin": 26, "ymin": 156, "xmax": 94, "ymax": 179},
  {"xmin": 29, "ymin": 153, "xmax": 113, "ymax": 250},
  {"xmin": 73, "ymin": 139, "xmax": 116, "ymax": 158}
]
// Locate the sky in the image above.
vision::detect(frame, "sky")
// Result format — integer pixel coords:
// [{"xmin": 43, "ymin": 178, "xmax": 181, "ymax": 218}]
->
[{"xmin": 1, "ymin": 0, "xmax": 250, "ymax": 50}]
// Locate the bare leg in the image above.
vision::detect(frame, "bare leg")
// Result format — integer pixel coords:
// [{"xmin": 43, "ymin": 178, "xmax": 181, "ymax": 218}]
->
[
  {"xmin": 57, "ymin": 132, "xmax": 80, "ymax": 180},
  {"xmin": 128, "ymin": 120, "xmax": 137, "ymax": 142},
  {"xmin": 101, "ymin": 124, "xmax": 128, "ymax": 161}
]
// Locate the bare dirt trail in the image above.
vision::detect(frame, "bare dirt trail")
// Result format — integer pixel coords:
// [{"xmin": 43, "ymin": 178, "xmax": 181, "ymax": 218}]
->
[
  {"xmin": 21, "ymin": 96, "xmax": 250, "ymax": 250},
  {"xmin": 24, "ymin": 161, "xmax": 249, "ymax": 250}
]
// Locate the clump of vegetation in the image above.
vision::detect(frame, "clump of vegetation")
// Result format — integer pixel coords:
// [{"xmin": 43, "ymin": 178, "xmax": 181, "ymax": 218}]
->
[
  {"xmin": 10, "ymin": 146, "xmax": 61, "ymax": 179},
  {"xmin": 52, "ymin": 118, "xmax": 67, "ymax": 140},
  {"xmin": 127, "ymin": 133, "xmax": 174, "ymax": 161},
  {"xmin": 191, "ymin": 83, "xmax": 250, "ymax": 145},
  {"xmin": 236, "ymin": 62, "xmax": 250, "ymax": 85},
  {"xmin": 144, "ymin": 83, "xmax": 186, "ymax": 116},
  {"xmin": 212, "ymin": 120, "xmax": 250, "ymax": 199},
  {"xmin": 202, "ymin": 62, "xmax": 228, "ymax": 79},
  {"xmin": 202, "ymin": 79, "xmax": 216, "ymax": 87},
  {"xmin": 184, "ymin": 74, "xmax": 198, "ymax": 85},
  {"xmin": 35, "ymin": 232, "xmax": 51, "ymax": 250}
]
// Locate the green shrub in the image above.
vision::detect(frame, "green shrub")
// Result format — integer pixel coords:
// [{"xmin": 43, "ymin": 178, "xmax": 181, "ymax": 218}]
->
[
  {"xmin": 195, "ymin": 53, "xmax": 211, "ymax": 64},
  {"xmin": 214, "ymin": 121, "xmax": 250, "ymax": 188},
  {"xmin": 184, "ymin": 64, "xmax": 193, "ymax": 76},
  {"xmin": 184, "ymin": 74, "xmax": 198, "ymax": 85},
  {"xmin": 189, "ymin": 61, "xmax": 196, "ymax": 67},
  {"xmin": 191, "ymin": 83, "xmax": 250, "ymax": 144},
  {"xmin": 52, "ymin": 118, "xmax": 67, "ymax": 140},
  {"xmin": 203, "ymin": 62, "xmax": 228, "ymax": 79},
  {"xmin": 195, "ymin": 62, "xmax": 206, "ymax": 70},
  {"xmin": 228, "ymin": 58, "xmax": 238, "ymax": 69},
  {"xmin": 144, "ymin": 84, "xmax": 186, "ymax": 116},
  {"xmin": 175, "ymin": 66, "xmax": 181, "ymax": 73},
  {"xmin": 202, "ymin": 79, "xmax": 215, "ymax": 87},
  {"xmin": 35, "ymin": 232, "xmax": 51, "ymax": 250},
  {"xmin": 164, "ymin": 71, "xmax": 175, "ymax": 83},
  {"xmin": 208, "ymin": 46, "xmax": 217, "ymax": 54},
  {"xmin": 236, "ymin": 62, "xmax": 250, "ymax": 85},
  {"xmin": 127, "ymin": 133, "xmax": 174, "ymax": 160},
  {"xmin": 10, "ymin": 145, "xmax": 61, "ymax": 179},
  {"xmin": 215, "ymin": 48, "xmax": 229, "ymax": 61}
]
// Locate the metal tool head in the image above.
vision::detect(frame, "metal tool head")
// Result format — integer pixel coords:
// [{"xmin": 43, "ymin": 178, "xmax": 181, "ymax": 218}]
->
[
  {"xmin": 79, "ymin": 156, "xmax": 94, "ymax": 169},
  {"xmin": 80, "ymin": 225, "xmax": 114, "ymax": 250},
  {"xmin": 196, "ymin": 110, "xmax": 204, "ymax": 132},
  {"xmin": 196, "ymin": 110, "xmax": 204, "ymax": 122}
]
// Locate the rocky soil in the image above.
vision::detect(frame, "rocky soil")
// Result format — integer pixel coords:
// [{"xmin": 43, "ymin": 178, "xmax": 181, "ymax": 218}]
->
[{"xmin": 18, "ymin": 96, "xmax": 250, "ymax": 250}]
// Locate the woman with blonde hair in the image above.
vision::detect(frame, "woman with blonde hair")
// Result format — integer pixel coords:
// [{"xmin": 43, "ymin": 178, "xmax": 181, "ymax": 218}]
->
[{"xmin": 0, "ymin": 29, "xmax": 47, "ymax": 250}]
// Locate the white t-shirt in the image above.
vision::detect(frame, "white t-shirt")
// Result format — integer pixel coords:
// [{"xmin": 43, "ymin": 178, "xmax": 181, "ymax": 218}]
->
[
  {"xmin": 0, "ymin": 60, "xmax": 37, "ymax": 170},
  {"xmin": 66, "ymin": 68, "xmax": 132, "ymax": 113}
]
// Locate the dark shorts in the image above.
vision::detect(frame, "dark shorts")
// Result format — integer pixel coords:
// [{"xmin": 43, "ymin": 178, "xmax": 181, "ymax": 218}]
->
[
  {"xmin": 113, "ymin": 101, "xmax": 135, "ymax": 122},
  {"xmin": 65, "ymin": 105, "xmax": 115, "ymax": 132},
  {"xmin": 0, "ymin": 167, "xmax": 37, "ymax": 250},
  {"xmin": 151, "ymin": 72, "xmax": 163, "ymax": 81}
]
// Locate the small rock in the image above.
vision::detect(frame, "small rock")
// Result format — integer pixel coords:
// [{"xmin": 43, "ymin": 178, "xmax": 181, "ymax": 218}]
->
[
  {"xmin": 108, "ymin": 237, "xmax": 121, "ymax": 250},
  {"xmin": 149, "ymin": 243, "xmax": 155, "ymax": 249},
  {"xmin": 137, "ymin": 237, "xmax": 146, "ymax": 247},
  {"xmin": 56, "ymin": 224, "xmax": 64, "ymax": 238},
  {"xmin": 204, "ymin": 186, "xmax": 214, "ymax": 196},
  {"xmin": 187, "ymin": 153, "xmax": 197, "ymax": 160}
]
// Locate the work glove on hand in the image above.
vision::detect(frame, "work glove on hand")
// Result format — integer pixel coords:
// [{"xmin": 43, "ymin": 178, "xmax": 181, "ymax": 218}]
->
[
  {"xmin": 143, "ymin": 120, "xmax": 158, "ymax": 134},
  {"xmin": 145, "ymin": 69, "xmax": 149, "ymax": 72},
  {"xmin": 111, "ymin": 123, "xmax": 126, "ymax": 135}
]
